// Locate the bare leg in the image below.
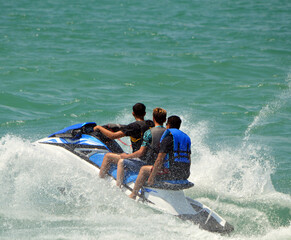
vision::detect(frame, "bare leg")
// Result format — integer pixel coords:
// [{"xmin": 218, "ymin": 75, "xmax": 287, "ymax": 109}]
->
[
  {"xmin": 116, "ymin": 159, "xmax": 125, "ymax": 187},
  {"xmin": 129, "ymin": 166, "xmax": 152, "ymax": 199},
  {"xmin": 99, "ymin": 153, "xmax": 121, "ymax": 178}
]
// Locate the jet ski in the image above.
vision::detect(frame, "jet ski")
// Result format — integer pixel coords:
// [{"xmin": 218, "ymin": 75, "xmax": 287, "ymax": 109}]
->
[{"xmin": 37, "ymin": 122, "xmax": 234, "ymax": 234}]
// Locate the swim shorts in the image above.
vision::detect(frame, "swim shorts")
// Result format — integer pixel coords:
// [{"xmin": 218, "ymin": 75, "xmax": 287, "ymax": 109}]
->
[{"xmin": 123, "ymin": 158, "xmax": 147, "ymax": 172}]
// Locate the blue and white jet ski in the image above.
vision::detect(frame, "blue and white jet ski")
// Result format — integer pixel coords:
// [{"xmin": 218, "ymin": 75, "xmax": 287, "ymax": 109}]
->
[{"xmin": 37, "ymin": 122, "xmax": 234, "ymax": 234}]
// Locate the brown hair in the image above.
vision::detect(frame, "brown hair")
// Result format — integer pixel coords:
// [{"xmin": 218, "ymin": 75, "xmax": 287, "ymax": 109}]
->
[{"xmin": 153, "ymin": 108, "xmax": 167, "ymax": 125}]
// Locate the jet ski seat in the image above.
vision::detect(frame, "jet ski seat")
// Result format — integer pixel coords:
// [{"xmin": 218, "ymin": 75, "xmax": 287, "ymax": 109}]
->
[{"xmin": 145, "ymin": 180, "xmax": 194, "ymax": 190}]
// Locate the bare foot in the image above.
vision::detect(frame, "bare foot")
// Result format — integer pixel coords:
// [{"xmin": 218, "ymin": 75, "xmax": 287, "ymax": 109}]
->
[
  {"xmin": 99, "ymin": 171, "xmax": 106, "ymax": 178},
  {"xmin": 116, "ymin": 181, "xmax": 122, "ymax": 188},
  {"xmin": 129, "ymin": 192, "xmax": 136, "ymax": 200}
]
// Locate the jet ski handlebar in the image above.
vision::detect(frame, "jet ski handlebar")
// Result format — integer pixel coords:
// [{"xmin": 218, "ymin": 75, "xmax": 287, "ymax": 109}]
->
[{"xmin": 73, "ymin": 123, "xmax": 126, "ymax": 137}]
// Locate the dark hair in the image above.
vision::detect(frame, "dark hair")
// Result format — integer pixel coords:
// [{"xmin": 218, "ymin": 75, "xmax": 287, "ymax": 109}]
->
[
  {"xmin": 166, "ymin": 115, "xmax": 181, "ymax": 129},
  {"xmin": 133, "ymin": 103, "xmax": 146, "ymax": 117},
  {"xmin": 153, "ymin": 108, "xmax": 167, "ymax": 125}
]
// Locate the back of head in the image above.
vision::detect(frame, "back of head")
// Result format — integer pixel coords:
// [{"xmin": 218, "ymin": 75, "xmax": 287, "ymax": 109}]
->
[
  {"xmin": 133, "ymin": 103, "xmax": 146, "ymax": 118},
  {"xmin": 167, "ymin": 115, "xmax": 181, "ymax": 129},
  {"xmin": 153, "ymin": 107, "xmax": 167, "ymax": 125}
]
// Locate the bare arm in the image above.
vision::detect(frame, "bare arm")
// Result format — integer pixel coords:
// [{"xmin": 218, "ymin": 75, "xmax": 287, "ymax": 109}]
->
[
  {"xmin": 120, "ymin": 146, "xmax": 147, "ymax": 159},
  {"xmin": 147, "ymin": 152, "xmax": 167, "ymax": 186},
  {"xmin": 93, "ymin": 125, "xmax": 125, "ymax": 139}
]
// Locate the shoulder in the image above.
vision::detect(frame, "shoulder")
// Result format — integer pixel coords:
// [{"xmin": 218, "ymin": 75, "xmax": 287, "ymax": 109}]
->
[
  {"xmin": 160, "ymin": 134, "xmax": 173, "ymax": 150},
  {"xmin": 121, "ymin": 121, "xmax": 140, "ymax": 135},
  {"xmin": 127, "ymin": 121, "xmax": 139, "ymax": 127},
  {"xmin": 143, "ymin": 128, "xmax": 152, "ymax": 139},
  {"xmin": 142, "ymin": 129, "xmax": 152, "ymax": 145},
  {"xmin": 122, "ymin": 121, "xmax": 139, "ymax": 130},
  {"xmin": 159, "ymin": 134, "xmax": 173, "ymax": 153},
  {"xmin": 161, "ymin": 134, "xmax": 173, "ymax": 144},
  {"xmin": 171, "ymin": 129, "xmax": 191, "ymax": 143}
]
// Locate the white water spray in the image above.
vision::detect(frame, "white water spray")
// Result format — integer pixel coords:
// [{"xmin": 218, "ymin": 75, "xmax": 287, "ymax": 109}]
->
[{"xmin": 244, "ymin": 73, "xmax": 291, "ymax": 142}]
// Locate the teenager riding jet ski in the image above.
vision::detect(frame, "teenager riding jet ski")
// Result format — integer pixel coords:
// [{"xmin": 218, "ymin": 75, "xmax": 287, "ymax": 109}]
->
[
  {"xmin": 94, "ymin": 103, "xmax": 154, "ymax": 180},
  {"xmin": 116, "ymin": 107, "xmax": 167, "ymax": 187},
  {"xmin": 129, "ymin": 115, "xmax": 191, "ymax": 199}
]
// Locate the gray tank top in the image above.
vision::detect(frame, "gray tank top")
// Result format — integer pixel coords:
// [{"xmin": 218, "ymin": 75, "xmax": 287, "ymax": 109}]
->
[{"xmin": 144, "ymin": 127, "xmax": 166, "ymax": 165}]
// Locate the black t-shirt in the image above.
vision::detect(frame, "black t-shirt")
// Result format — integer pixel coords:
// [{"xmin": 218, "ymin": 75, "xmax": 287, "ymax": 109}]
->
[
  {"xmin": 122, "ymin": 121, "xmax": 143, "ymax": 139},
  {"xmin": 121, "ymin": 120, "xmax": 153, "ymax": 153},
  {"xmin": 159, "ymin": 133, "xmax": 190, "ymax": 180}
]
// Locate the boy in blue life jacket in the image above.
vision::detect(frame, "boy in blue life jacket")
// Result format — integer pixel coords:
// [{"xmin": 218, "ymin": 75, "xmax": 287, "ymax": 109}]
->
[{"xmin": 129, "ymin": 115, "xmax": 191, "ymax": 199}]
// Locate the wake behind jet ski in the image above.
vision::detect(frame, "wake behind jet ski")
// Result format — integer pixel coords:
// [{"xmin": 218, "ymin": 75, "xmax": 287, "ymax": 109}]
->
[{"xmin": 37, "ymin": 122, "xmax": 234, "ymax": 234}]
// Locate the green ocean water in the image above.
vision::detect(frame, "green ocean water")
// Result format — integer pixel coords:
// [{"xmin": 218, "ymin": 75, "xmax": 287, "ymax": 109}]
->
[{"xmin": 0, "ymin": 0, "xmax": 290, "ymax": 239}]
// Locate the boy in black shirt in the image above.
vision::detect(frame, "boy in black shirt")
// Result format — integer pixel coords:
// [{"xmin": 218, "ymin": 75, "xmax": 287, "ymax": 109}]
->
[{"xmin": 94, "ymin": 103, "xmax": 153, "ymax": 179}]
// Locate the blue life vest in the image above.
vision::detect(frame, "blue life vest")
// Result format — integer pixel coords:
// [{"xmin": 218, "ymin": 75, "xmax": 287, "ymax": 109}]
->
[{"xmin": 160, "ymin": 128, "xmax": 191, "ymax": 170}]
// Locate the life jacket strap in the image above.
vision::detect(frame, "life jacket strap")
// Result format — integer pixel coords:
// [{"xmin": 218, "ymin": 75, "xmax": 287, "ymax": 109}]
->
[{"xmin": 174, "ymin": 142, "xmax": 190, "ymax": 163}]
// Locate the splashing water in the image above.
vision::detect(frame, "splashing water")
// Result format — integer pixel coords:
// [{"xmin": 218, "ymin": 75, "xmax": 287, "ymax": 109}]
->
[
  {"xmin": 0, "ymin": 110, "xmax": 290, "ymax": 239},
  {"xmin": 244, "ymin": 73, "xmax": 291, "ymax": 142}
]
